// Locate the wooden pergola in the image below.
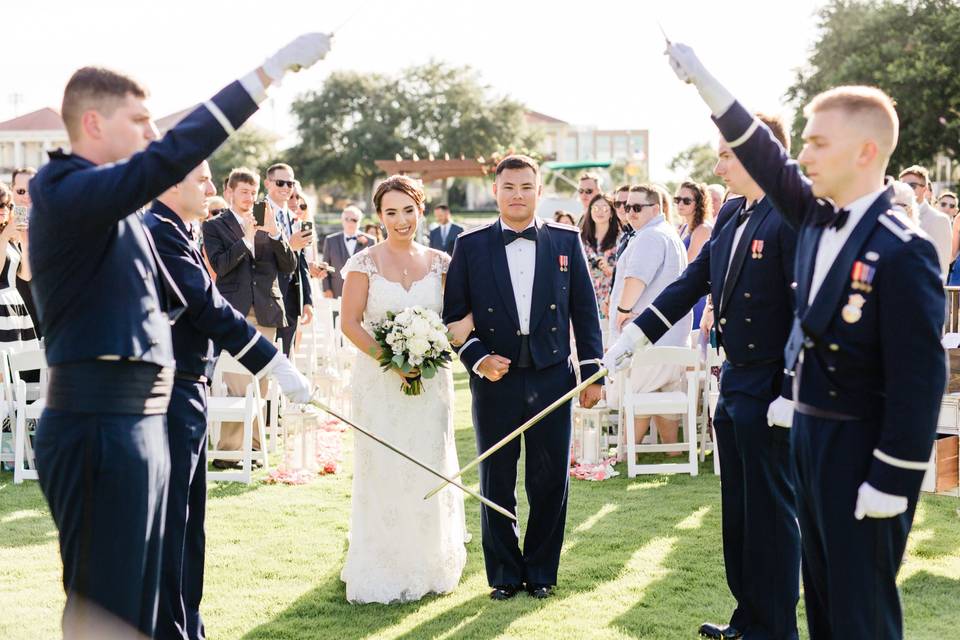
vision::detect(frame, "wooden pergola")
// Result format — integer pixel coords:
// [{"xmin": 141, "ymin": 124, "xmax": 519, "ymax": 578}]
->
[{"xmin": 373, "ymin": 157, "xmax": 498, "ymax": 183}]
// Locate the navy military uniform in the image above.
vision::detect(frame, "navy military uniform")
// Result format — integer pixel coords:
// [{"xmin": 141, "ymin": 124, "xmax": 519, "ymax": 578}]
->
[
  {"xmin": 145, "ymin": 202, "xmax": 277, "ymax": 640},
  {"xmin": 29, "ymin": 80, "xmax": 261, "ymax": 637},
  {"xmin": 443, "ymin": 219, "xmax": 603, "ymax": 590},
  {"xmin": 633, "ymin": 196, "xmax": 801, "ymax": 639},
  {"xmin": 714, "ymin": 101, "xmax": 946, "ymax": 639}
]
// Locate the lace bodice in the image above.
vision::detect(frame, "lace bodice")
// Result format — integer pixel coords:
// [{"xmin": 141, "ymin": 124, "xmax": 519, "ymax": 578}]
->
[{"xmin": 342, "ymin": 248, "xmax": 450, "ymax": 326}]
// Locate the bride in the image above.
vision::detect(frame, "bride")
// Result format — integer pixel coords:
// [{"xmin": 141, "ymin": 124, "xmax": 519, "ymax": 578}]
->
[{"xmin": 339, "ymin": 175, "xmax": 473, "ymax": 604}]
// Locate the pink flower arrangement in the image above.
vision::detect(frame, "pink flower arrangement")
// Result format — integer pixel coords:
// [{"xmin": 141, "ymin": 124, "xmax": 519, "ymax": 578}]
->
[
  {"xmin": 266, "ymin": 417, "xmax": 346, "ymax": 485},
  {"xmin": 569, "ymin": 456, "xmax": 620, "ymax": 482}
]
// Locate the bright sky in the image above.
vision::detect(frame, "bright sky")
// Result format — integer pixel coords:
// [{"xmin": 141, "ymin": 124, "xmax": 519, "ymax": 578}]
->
[{"xmin": 5, "ymin": 0, "xmax": 823, "ymax": 182}]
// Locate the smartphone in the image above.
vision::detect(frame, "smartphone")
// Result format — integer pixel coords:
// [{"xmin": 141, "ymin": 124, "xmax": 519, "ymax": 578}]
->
[
  {"xmin": 12, "ymin": 205, "xmax": 28, "ymax": 229},
  {"xmin": 252, "ymin": 200, "xmax": 267, "ymax": 227},
  {"xmin": 300, "ymin": 220, "xmax": 314, "ymax": 234}
]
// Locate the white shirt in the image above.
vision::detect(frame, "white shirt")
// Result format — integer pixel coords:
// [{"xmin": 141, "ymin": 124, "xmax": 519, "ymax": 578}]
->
[
  {"xmin": 468, "ymin": 218, "xmax": 539, "ymax": 377},
  {"xmin": 503, "ymin": 218, "xmax": 537, "ymax": 334},
  {"xmin": 439, "ymin": 222, "xmax": 451, "ymax": 244},
  {"xmin": 719, "ymin": 198, "xmax": 763, "ymax": 311},
  {"xmin": 232, "ymin": 209, "xmax": 256, "ymax": 257},
  {"xmin": 808, "ymin": 188, "xmax": 887, "ymax": 304},
  {"xmin": 343, "ymin": 233, "xmax": 358, "ymax": 255}
]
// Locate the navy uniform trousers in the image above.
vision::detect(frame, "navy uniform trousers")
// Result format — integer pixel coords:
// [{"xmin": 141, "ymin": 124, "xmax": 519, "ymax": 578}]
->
[
  {"xmin": 36, "ymin": 410, "xmax": 169, "ymax": 637},
  {"xmin": 713, "ymin": 382, "xmax": 799, "ymax": 639},
  {"xmin": 157, "ymin": 380, "xmax": 208, "ymax": 640},
  {"xmin": 471, "ymin": 361, "xmax": 576, "ymax": 587}
]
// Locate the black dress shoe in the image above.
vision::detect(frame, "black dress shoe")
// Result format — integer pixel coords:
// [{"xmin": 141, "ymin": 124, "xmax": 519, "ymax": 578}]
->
[
  {"xmin": 698, "ymin": 622, "xmax": 742, "ymax": 639},
  {"xmin": 212, "ymin": 459, "xmax": 239, "ymax": 470},
  {"xmin": 526, "ymin": 584, "xmax": 552, "ymax": 599},
  {"xmin": 489, "ymin": 585, "xmax": 522, "ymax": 601}
]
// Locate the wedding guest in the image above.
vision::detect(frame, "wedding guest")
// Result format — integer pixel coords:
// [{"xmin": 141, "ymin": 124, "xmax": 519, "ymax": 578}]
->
[
  {"xmin": 321, "ymin": 206, "xmax": 375, "ymax": 298},
  {"xmin": 940, "ymin": 192, "xmax": 960, "ymax": 285},
  {"xmin": 580, "ymin": 194, "xmax": 620, "ymax": 321},
  {"xmin": 675, "ymin": 181, "xmax": 713, "ymax": 327},
  {"xmin": 609, "ymin": 185, "xmax": 691, "ymax": 450},
  {"xmin": 0, "ymin": 183, "xmax": 39, "ymax": 356},
  {"xmin": 553, "ymin": 210, "xmax": 577, "ymax": 226},
  {"xmin": 900, "ymin": 165, "xmax": 951, "ymax": 277},
  {"xmin": 10, "ymin": 168, "xmax": 39, "ymax": 336},
  {"xmin": 707, "ymin": 183, "xmax": 726, "ymax": 214},
  {"xmin": 889, "ymin": 180, "xmax": 919, "ymax": 222},
  {"xmin": 613, "ymin": 184, "xmax": 631, "ymax": 228},
  {"xmin": 577, "ymin": 172, "xmax": 602, "ymax": 212},
  {"xmin": 363, "ymin": 223, "xmax": 383, "ymax": 243},
  {"xmin": 428, "ymin": 204, "xmax": 462, "ymax": 254}
]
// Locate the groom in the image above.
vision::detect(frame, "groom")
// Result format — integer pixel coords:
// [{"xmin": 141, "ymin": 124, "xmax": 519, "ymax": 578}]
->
[{"xmin": 444, "ymin": 155, "xmax": 604, "ymax": 600}]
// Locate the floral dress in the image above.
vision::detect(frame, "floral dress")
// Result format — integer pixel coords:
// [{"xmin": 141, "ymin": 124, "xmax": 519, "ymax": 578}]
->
[{"xmin": 583, "ymin": 241, "xmax": 618, "ymax": 319}]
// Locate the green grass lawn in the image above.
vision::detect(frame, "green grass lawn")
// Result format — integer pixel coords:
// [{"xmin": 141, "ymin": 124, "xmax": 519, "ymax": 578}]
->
[{"xmin": 2, "ymin": 367, "xmax": 959, "ymax": 639}]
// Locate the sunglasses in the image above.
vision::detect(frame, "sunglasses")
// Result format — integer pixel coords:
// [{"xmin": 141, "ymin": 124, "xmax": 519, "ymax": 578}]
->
[
  {"xmin": 299, "ymin": 203, "xmax": 308, "ymax": 211},
  {"xmin": 578, "ymin": 188, "xmax": 594, "ymax": 195},
  {"xmin": 673, "ymin": 196, "xmax": 694, "ymax": 205},
  {"xmin": 344, "ymin": 217, "xmax": 360, "ymax": 223},
  {"xmin": 613, "ymin": 200, "xmax": 627, "ymax": 209},
  {"xmin": 939, "ymin": 201, "xmax": 957, "ymax": 210},
  {"xmin": 1, "ymin": 202, "xmax": 13, "ymax": 211},
  {"xmin": 624, "ymin": 203, "xmax": 656, "ymax": 213},
  {"xmin": 14, "ymin": 188, "xmax": 27, "ymax": 196},
  {"xmin": 903, "ymin": 181, "xmax": 925, "ymax": 190},
  {"xmin": 272, "ymin": 179, "xmax": 296, "ymax": 188}
]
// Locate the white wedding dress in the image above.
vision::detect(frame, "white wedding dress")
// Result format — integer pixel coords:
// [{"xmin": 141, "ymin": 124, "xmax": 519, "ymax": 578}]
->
[{"xmin": 339, "ymin": 248, "xmax": 467, "ymax": 604}]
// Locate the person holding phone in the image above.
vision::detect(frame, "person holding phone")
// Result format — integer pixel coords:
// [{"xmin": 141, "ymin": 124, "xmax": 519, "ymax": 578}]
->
[
  {"xmin": 0, "ymin": 183, "xmax": 39, "ymax": 356},
  {"xmin": 10, "ymin": 168, "xmax": 40, "ymax": 337}
]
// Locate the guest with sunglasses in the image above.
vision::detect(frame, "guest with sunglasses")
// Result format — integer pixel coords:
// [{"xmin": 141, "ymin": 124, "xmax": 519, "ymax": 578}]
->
[
  {"xmin": 940, "ymin": 192, "xmax": 960, "ymax": 285},
  {"xmin": 613, "ymin": 184, "xmax": 631, "ymax": 229},
  {"xmin": 675, "ymin": 181, "xmax": 714, "ymax": 328},
  {"xmin": 577, "ymin": 172, "xmax": 602, "ymax": 213},
  {"xmin": 581, "ymin": 194, "xmax": 620, "ymax": 322},
  {"xmin": 321, "ymin": 205, "xmax": 375, "ymax": 298},
  {"xmin": 899, "ymin": 165, "xmax": 951, "ymax": 278}
]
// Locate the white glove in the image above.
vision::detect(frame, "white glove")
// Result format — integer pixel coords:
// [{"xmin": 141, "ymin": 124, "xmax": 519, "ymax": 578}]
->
[
  {"xmin": 601, "ymin": 324, "xmax": 650, "ymax": 377},
  {"xmin": 853, "ymin": 482, "xmax": 908, "ymax": 520},
  {"xmin": 766, "ymin": 397, "xmax": 794, "ymax": 428},
  {"xmin": 665, "ymin": 42, "xmax": 735, "ymax": 117},
  {"xmin": 271, "ymin": 355, "xmax": 312, "ymax": 403},
  {"xmin": 262, "ymin": 33, "xmax": 332, "ymax": 84}
]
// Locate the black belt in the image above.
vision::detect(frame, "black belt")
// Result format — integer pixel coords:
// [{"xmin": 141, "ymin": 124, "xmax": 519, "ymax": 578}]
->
[
  {"xmin": 174, "ymin": 371, "xmax": 208, "ymax": 384},
  {"xmin": 726, "ymin": 357, "xmax": 782, "ymax": 369},
  {"xmin": 47, "ymin": 360, "xmax": 174, "ymax": 415},
  {"xmin": 794, "ymin": 401, "xmax": 859, "ymax": 421}
]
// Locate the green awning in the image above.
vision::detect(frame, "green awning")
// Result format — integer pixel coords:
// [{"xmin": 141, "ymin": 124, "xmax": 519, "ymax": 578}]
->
[{"xmin": 542, "ymin": 160, "xmax": 613, "ymax": 171}]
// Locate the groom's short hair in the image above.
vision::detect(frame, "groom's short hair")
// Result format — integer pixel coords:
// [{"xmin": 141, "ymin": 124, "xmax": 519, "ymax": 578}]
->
[{"xmin": 495, "ymin": 154, "xmax": 539, "ymax": 177}]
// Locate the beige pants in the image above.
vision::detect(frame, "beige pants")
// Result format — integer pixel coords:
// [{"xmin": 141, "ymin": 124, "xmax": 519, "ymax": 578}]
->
[{"xmin": 216, "ymin": 315, "xmax": 276, "ymax": 451}]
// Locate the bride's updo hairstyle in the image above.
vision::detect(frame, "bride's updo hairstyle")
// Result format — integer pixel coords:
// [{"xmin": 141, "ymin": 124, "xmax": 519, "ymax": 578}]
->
[{"xmin": 373, "ymin": 174, "xmax": 426, "ymax": 214}]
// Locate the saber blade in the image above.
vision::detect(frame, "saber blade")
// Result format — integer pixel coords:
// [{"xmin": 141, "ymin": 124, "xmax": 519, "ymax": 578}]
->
[{"xmin": 309, "ymin": 396, "xmax": 516, "ymax": 521}]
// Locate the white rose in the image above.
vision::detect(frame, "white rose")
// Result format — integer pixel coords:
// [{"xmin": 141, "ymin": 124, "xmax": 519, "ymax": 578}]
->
[
  {"xmin": 410, "ymin": 317, "xmax": 431, "ymax": 338},
  {"xmin": 407, "ymin": 337, "xmax": 431, "ymax": 357}
]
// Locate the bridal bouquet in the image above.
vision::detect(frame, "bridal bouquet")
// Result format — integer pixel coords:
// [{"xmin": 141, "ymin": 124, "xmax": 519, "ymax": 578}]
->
[{"xmin": 372, "ymin": 306, "xmax": 453, "ymax": 396}]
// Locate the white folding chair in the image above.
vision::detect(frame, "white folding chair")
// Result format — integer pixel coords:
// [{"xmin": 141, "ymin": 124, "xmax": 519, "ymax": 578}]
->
[
  {"xmin": 702, "ymin": 347, "xmax": 725, "ymax": 476},
  {"xmin": 621, "ymin": 346, "xmax": 701, "ymax": 477},
  {"xmin": 3, "ymin": 349, "xmax": 48, "ymax": 484},
  {"xmin": 207, "ymin": 353, "xmax": 269, "ymax": 483}
]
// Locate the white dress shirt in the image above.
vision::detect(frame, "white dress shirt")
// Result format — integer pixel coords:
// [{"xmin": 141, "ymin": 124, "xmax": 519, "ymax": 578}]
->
[
  {"xmin": 471, "ymin": 218, "xmax": 539, "ymax": 376},
  {"xmin": 232, "ymin": 209, "xmax": 255, "ymax": 257},
  {"xmin": 439, "ymin": 222, "xmax": 451, "ymax": 245},
  {"xmin": 718, "ymin": 197, "xmax": 763, "ymax": 311},
  {"xmin": 808, "ymin": 188, "xmax": 887, "ymax": 304},
  {"xmin": 343, "ymin": 234, "xmax": 358, "ymax": 255}
]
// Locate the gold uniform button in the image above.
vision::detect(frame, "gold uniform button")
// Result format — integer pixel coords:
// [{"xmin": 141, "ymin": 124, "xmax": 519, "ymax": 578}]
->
[
  {"xmin": 551, "ymin": 327, "xmax": 557, "ymax": 332},
  {"xmin": 829, "ymin": 390, "xmax": 838, "ymax": 398},
  {"xmin": 489, "ymin": 328, "xmax": 495, "ymax": 333},
  {"xmin": 516, "ymin": 330, "xmax": 522, "ymax": 336},
  {"xmin": 828, "ymin": 366, "xmax": 836, "ymax": 372},
  {"xmin": 719, "ymin": 318, "xmax": 727, "ymax": 325},
  {"xmin": 748, "ymin": 344, "xmax": 755, "ymax": 349},
  {"xmin": 743, "ymin": 292, "xmax": 751, "ymax": 299},
  {"xmin": 790, "ymin": 282, "xmax": 798, "ymax": 290},
  {"xmin": 745, "ymin": 318, "xmax": 752, "ymax": 324},
  {"xmin": 829, "ymin": 344, "xmax": 840, "ymax": 352}
]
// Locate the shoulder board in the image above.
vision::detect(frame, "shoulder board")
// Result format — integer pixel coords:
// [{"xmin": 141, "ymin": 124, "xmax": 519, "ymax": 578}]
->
[
  {"xmin": 154, "ymin": 215, "xmax": 178, "ymax": 228},
  {"xmin": 878, "ymin": 210, "xmax": 918, "ymax": 243},
  {"xmin": 545, "ymin": 221, "xmax": 580, "ymax": 232},
  {"xmin": 458, "ymin": 223, "xmax": 493, "ymax": 238}
]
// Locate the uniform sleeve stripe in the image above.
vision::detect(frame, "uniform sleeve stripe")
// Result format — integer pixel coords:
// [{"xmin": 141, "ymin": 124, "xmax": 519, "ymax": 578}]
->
[
  {"xmin": 873, "ymin": 448, "xmax": 930, "ymax": 471},
  {"xmin": 233, "ymin": 333, "xmax": 260, "ymax": 361},
  {"xmin": 579, "ymin": 358, "xmax": 602, "ymax": 368},
  {"xmin": 204, "ymin": 100, "xmax": 235, "ymax": 136},
  {"xmin": 650, "ymin": 304, "xmax": 672, "ymax": 330},
  {"xmin": 727, "ymin": 119, "xmax": 760, "ymax": 149},
  {"xmin": 458, "ymin": 337, "xmax": 480, "ymax": 358}
]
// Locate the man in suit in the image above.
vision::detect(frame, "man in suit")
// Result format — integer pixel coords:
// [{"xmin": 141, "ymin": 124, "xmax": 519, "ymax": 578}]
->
[
  {"xmin": 264, "ymin": 163, "xmax": 314, "ymax": 356},
  {"xmin": 321, "ymin": 205, "xmax": 374, "ymax": 298},
  {"xmin": 145, "ymin": 160, "xmax": 311, "ymax": 640},
  {"xmin": 606, "ymin": 115, "xmax": 801, "ymax": 640},
  {"xmin": 28, "ymin": 34, "xmax": 330, "ymax": 638},
  {"xmin": 659, "ymin": 43, "xmax": 945, "ymax": 640},
  {"xmin": 202, "ymin": 167, "xmax": 297, "ymax": 461},
  {"xmin": 428, "ymin": 204, "xmax": 463, "ymax": 255},
  {"xmin": 899, "ymin": 165, "xmax": 951, "ymax": 278},
  {"xmin": 444, "ymin": 155, "xmax": 604, "ymax": 601}
]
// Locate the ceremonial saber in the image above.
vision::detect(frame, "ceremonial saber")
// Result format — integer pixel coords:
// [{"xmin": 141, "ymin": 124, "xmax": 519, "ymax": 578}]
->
[
  {"xmin": 309, "ymin": 395, "xmax": 517, "ymax": 522},
  {"xmin": 423, "ymin": 367, "xmax": 609, "ymax": 501}
]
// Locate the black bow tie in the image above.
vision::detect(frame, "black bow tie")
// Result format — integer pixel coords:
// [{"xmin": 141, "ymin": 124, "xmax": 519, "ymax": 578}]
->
[
  {"xmin": 345, "ymin": 236, "xmax": 357, "ymax": 241},
  {"xmin": 817, "ymin": 208, "xmax": 850, "ymax": 231},
  {"xmin": 737, "ymin": 204, "xmax": 756, "ymax": 226},
  {"xmin": 502, "ymin": 227, "xmax": 537, "ymax": 245}
]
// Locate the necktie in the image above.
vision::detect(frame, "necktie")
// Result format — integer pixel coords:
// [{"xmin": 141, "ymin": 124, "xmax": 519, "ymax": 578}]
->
[
  {"xmin": 441, "ymin": 226, "xmax": 448, "ymax": 245},
  {"xmin": 502, "ymin": 227, "xmax": 538, "ymax": 245}
]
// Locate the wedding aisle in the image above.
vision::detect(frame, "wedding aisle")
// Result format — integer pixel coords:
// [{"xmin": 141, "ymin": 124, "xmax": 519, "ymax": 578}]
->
[{"xmin": 2, "ymin": 365, "xmax": 958, "ymax": 640}]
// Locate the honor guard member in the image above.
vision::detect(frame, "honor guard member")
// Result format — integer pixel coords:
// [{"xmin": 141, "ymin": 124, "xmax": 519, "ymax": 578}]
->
[
  {"xmin": 605, "ymin": 115, "xmax": 801, "ymax": 640},
  {"xmin": 28, "ymin": 34, "xmax": 331, "ymax": 638},
  {"xmin": 145, "ymin": 161, "xmax": 311, "ymax": 640},
  {"xmin": 660, "ymin": 44, "xmax": 946, "ymax": 640}
]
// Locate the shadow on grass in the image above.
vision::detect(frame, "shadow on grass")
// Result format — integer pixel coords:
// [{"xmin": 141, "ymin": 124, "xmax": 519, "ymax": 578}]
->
[
  {"xmin": 244, "ymin": 469, "xmax": 715, "ymax": 640},
  {"xmin": 900, "ymin": 570, "xmax": 960, "ymax": 638},
  {"xmin": 911, "ymin": 494, "xmax": 960, "ymax": 560}
]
